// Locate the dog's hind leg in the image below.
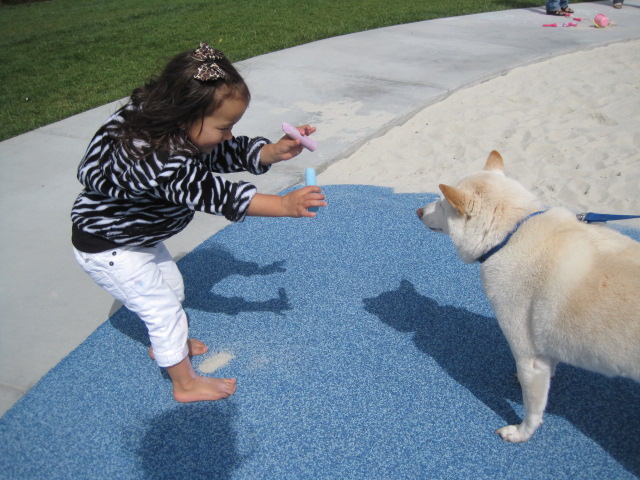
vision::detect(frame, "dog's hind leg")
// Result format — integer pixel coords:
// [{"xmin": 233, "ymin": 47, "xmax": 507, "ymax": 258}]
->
[{"xmin": 496, "ymin": 355, "xmax": 553, "ymax": 442}]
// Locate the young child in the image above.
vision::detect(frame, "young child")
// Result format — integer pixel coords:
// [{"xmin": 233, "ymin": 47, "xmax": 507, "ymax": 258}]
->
[
  {"xmin": 545, "ymin": 0, "xmax": 574, "ymax": 16},
  {"xmin": 71, "ymin": 42, "xmax": 326, "ymax": 403}
]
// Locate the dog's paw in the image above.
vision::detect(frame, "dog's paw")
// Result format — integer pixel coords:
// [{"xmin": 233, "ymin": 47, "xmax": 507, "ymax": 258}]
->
[{"xmin": 495, "ymin": 425, "xmax": 533, "ymax": 443}]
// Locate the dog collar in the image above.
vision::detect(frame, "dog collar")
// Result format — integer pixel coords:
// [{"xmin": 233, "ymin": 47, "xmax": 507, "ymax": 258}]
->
[{"xmin": 477, "ymin": 210, "xmax": 547, "ymax": 263}]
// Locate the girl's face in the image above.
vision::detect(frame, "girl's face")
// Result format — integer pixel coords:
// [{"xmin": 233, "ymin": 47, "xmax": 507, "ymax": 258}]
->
[{"xmin": 187, "ymin": 96, "xmax": 248, "ymax": 154}]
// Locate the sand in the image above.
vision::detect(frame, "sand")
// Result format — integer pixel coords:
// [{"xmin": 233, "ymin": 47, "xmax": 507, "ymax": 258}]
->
[
  {"xmin": 198, "ymin": 352, "xmax": 236, "ymax": 374},
  {"xmin": 318, "ymin": 40, "xmax": 640, "ymax": 229}
]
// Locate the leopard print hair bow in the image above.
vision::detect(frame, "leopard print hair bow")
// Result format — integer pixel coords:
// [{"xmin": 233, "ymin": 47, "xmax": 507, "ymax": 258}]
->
[{"xmin": 192, "ymin": 42, "xmax": 226, "ymax": 82}]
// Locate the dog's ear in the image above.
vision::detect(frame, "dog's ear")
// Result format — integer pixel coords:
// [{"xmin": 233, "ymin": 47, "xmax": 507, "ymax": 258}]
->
[
  {"xmin": 439, "ymin": 184, "xmax": 466, "ymax": 216},
  {"xmin": 484, "ymin": 150, "xmax": 504, "ymax": 173}
]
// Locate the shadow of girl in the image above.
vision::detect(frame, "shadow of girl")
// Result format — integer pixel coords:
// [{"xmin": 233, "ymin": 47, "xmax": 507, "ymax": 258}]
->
[
  {"xmin": 137, "ymin": 402, "xmax": 242, "ymax": 480},
  {"xmin": 109, "ymin": 244, "xmax": 291, "ymax": 347},
  {"xmin": 180, "ymin": 244, "xmax": 291, "ymax": 315}
]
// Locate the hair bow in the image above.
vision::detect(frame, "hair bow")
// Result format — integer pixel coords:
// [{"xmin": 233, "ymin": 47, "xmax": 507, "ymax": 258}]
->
[{"xmin": 192, "ymin": 42, "xmax": 226, "ymax": 82}]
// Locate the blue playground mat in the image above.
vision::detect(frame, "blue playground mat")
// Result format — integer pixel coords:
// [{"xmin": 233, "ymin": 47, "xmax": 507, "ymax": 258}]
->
[{"xmin": 2, "ymin": 185, "xmax": 639, "ymax": 479}]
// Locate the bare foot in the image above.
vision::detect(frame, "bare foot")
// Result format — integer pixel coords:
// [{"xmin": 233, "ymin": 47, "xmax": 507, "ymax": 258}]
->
[
  {"xmin": 173, "ymin": 376, "xmax": 237, "ymax": 403},
  {"xmin": 149, "ymin": 338, "xmax": 209, "ymax": 360},
  {"xmin": 166, "ymin": 356, "xmax": 236, "ymax": 403}
]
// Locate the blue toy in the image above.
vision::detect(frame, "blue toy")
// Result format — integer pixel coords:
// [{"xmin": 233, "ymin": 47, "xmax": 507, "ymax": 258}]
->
[{"xmin": 305, "ymin": 168, "xmax": 319, "ymax": 212}]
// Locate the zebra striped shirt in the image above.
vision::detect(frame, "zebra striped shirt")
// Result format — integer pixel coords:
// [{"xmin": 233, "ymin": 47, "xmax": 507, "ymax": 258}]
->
[{"xmin": 71, "ymin": 102, "xmax": 270, "ymax": 252}]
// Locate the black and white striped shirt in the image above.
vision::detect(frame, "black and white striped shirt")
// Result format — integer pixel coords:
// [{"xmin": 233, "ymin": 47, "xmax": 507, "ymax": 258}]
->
[{"xmin": 71, "ymin": 102, "xmax": 270, "ymax": 252}]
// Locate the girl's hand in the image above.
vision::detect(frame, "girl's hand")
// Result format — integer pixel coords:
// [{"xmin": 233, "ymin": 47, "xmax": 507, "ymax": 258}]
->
[
  {"xmin": 247, "ymin": 187, "xmax": 326, "ymax": 218},
  {"xmin": 260, "ymin": 125, "xmax": 317, "ymax": 165},
  {"xmin": 282, "ymin": 185, "xmax": 326, "ymax": 217}
]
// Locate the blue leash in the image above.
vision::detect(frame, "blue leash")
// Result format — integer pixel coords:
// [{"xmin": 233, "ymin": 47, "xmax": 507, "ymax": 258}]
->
[
  {"xmin": 478, "ymin": 210, "xmax": 640, "ymax": 263},
  {"xmin": 577, "ymin": 212, "xmax": 640, "ymax": 223}
]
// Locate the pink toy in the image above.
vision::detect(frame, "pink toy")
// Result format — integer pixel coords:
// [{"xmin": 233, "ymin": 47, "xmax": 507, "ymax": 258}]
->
[
  {"xmin": 594, "ymin": 13, "xmax": 610, "ymax": 28},
  {"xmin": 543, "ymin": 23, "xmax": 558, "ymax": 27},
  {"xmin": 282, "ymin": 122, "xmax": 318, "ymax": 151}
]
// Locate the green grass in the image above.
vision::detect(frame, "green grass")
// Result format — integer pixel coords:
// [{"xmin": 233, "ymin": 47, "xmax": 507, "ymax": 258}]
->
[{"xmin": 0, "ymin": 0, "xmax": 596, "ymax": 141}]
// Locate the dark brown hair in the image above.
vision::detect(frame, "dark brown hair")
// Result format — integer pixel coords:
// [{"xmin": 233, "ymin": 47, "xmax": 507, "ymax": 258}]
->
[{"xmin": 117, "ymin": 46, "xmax": 250, "ymax": 158}]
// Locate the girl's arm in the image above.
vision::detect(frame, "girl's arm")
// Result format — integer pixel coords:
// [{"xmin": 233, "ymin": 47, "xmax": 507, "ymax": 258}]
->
[
  {"xmin": 247, "ymin": 187, "xmax": 326, "ymax": 218},
  {"xmin": 158, "ymin": 152, "xmax": 324, "ymax": 222},
  {"xmin": 259, "ymin": 125, "xmax": 316, "ymax": 165},
  {"xmin": 206, "ymin": 136, "xmax": 271, "ymax": 174}
]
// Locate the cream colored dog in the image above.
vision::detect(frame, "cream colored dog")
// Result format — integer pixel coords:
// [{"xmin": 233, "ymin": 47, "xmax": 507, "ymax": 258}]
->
[{"xmin": 416, "ymin": 150, "xmax": 640, "ymax": 443}]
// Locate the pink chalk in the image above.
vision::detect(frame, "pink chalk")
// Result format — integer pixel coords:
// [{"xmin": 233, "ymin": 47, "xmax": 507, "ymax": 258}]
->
[
  {"xmin": 543, "ymin": 23, "xmax": 558, "ymax": 27},
  {"xmin": 282, "ymin": 122, "xmax": 318, "ymax": 152}
]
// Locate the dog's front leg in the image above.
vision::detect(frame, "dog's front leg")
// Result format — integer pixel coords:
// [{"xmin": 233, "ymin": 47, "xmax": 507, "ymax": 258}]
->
[{"xmin": 496, "ymin": 355, "xmax": 553, "ymax": 442}]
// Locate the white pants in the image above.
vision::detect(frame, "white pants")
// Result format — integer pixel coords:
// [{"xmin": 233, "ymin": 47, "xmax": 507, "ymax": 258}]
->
[{"xmin": 73, "ymin": 243, "xmax": 189, "ymax": 368}]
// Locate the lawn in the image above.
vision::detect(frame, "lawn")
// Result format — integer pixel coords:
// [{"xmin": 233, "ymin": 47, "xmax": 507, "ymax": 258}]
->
[{"xmin": 0, "ymin": 0, "xmax": 597, "ymax": 141}]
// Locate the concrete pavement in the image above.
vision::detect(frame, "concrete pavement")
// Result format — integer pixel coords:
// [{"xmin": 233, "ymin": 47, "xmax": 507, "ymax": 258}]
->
[{"xmin": 2, "ymin": 1, "xmax": 639, "ymax": 416}]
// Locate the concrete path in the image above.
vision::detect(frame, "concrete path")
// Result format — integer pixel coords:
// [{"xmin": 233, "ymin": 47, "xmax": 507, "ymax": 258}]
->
[{"xmin": 1, "ymin": 1, "xmax": 638, "ymax": 416}]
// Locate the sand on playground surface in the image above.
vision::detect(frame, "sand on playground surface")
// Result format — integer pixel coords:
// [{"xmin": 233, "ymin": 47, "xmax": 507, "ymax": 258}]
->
[{"xmin": 318, "ymin": 40, "xmax": 640, "ymax": 229}]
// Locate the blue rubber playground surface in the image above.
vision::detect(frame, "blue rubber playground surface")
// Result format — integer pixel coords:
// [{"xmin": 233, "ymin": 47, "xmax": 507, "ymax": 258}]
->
[{"xmin": 1, "ymin": 184, "xmax": 639, "ymax": 479}]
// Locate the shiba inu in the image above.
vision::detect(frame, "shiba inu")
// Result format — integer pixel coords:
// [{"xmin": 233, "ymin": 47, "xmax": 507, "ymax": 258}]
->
[{"xmin": 416, "ymin": 150, "xmax": 640, "ymax": 442}]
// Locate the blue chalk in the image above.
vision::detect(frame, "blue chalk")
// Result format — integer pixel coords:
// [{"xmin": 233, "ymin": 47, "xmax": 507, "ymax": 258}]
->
[{"xmin": 305, "ymin": 168, "xmax": 319, "ymax": 212}]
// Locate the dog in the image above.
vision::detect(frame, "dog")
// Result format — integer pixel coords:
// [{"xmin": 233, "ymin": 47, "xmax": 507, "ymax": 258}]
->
[{"xmin": 416, "ymin": 150, "xmax": 640, "ymax": 442}]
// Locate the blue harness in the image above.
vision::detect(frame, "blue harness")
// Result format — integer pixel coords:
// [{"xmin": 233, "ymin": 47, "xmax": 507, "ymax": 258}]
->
[{"xmin": 477, "ymin": 211, "xmax": 546, "ymax": 263}]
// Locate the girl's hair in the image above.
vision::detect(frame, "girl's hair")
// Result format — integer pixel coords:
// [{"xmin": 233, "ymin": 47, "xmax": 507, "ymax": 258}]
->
[{"xmin": 117, "ymin": 44, "xmax": 250, "ymax": 158}]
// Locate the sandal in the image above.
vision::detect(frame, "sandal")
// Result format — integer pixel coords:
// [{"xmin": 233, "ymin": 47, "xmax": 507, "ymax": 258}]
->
[
  {"xmin": 561, "ymin": 6, "xmax": 575, "ymax": 13},
  {"xmin": 546, "ymin": 9, "xmax": 569, "ymax": 16}
]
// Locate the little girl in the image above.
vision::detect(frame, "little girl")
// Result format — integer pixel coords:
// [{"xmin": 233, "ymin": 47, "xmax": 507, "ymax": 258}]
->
[
  {"xmin": 545, "ymin": 0, "xmax": 574, "ymax": 16},
  {"xmin": 71, "ymin": 42, "xmax": 325, "ymax": 403}
]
